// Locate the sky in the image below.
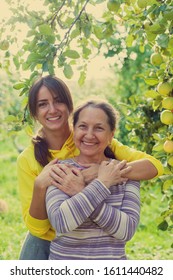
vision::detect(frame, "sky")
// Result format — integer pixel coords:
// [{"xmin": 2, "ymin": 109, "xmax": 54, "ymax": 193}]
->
[{"xmin": 0, "ymin": 0, "xmax": 115, "ymax": 81}]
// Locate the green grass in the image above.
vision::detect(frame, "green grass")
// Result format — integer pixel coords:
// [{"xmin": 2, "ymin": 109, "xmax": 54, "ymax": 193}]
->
[{"xmin": 0, "ymin": 134, "xmax": 173, "ymax": 260}]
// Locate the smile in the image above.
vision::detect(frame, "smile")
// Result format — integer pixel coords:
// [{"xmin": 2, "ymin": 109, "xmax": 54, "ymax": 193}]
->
[
  {"xmin": 47, "ymin": 116, "xmax": 61, "ymax": 121},
  {"xmin": 82, "ymin": 141, "xmax": 97, "ymax": 146}
]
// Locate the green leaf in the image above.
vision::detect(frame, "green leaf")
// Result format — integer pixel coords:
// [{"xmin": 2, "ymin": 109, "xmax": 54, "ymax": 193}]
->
[
  {"xmin": 63, "ymin": 64, "xmax": 73, "ymax": 79},
  {"xmin": 152, "ymin": 142, "xmax": 163, "ymax": 151},
  {"xmin": 78, "ymin": 71, "xmax": 86, "ymax": 86},
  {"xmin": 158, "ymin": 220, "xmax": 168, "ymax": 231},
  {"xmin": 162, "ymin": 179, "xmax": 172, "ymax": 191},
  {"xmin": 5, "ymin": 115, "xmax": 17, "ymax": 122},
  {"xmin": 156, "ymin": 34, "xmax": 169, "ymax": 48},
  {"xmin": 82, "ymin": 46, "xmax": 91, "ymax": 59},
  {"xmin": 63, "ymin": 50, "xmax": 80, "ymax": 59},
  {"xmin": 152, "ymin": 99, "xmax": 162, "ymax": 111},
  {"xmin": 126, "ymin": 34, "xmax": 135, "ymax": 48},
  {"xmin": 145, "ymin": 90, "xmax": 159, "ymax": 98},
  {"xmin": 39, "ymin": 24, "xmax": 53, "ymax": 36},
  {"xmin": 70, "ymin": 28, "xmax": 81, "ymax": 39},
  {"xmin": 144, "ymin": 78, "xmax": 158, "ymax": 86},
  {"xmin": 13, "ymin": 83, "xmax": 25, "ymax": 90},
  {"xmin": 93, "ymin": 25, "xmax": 104, "ymax": 40}
]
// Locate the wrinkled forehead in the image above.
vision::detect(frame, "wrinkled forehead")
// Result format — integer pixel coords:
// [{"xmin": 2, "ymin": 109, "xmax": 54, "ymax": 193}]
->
[{"xmin": 77, "ymin": 106, "xmax": 109, "ymax": 124}]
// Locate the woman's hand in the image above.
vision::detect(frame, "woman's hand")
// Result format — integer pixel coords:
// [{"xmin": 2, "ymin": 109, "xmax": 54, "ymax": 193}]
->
[
  {"xmin": 34, "ymin": 158, "xmax": 58, "ymax": 190},
  {"xmin": 80, "ymin": 163, "xmax": 99, "ymax": 184},
  {"xmin": 49, "ymin": 164, "xmax": 85, "ymax": 196},
  {"xmin": 97, "ymin": 160, "xmax": 132, "ymax": 188}
]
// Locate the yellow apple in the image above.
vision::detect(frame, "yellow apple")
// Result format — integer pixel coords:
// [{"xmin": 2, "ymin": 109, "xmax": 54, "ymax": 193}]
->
[
  {"xmin": 163, "ymin": 140, "xmax": 173, "ymax": 153},
  {"xmin": 162, "ymin": 97, "xmax": 173, "ymax": 110},
  {"xmin": 137, "ymin": 0, "xmax": 148, "ymax": 9},
  {"xmin": 157, "ymin": 82, "xmax": 172, "ymax": 95},
  {"xmin": 107, "ymin": 0, "xmax": 120, "ymax": 12},
  {"xmin": 150, "ymin": 53, "xmax": 163, "ymax": 66},
  {"xmin": 160, "ymin": 110, "xmax": 173, "ymax": 125}
]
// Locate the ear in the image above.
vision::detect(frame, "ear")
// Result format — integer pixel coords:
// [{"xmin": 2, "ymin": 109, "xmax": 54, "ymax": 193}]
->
[
  {"xmin": 108, "ymin": 129, "xmax": 115, "ymax": 145},
  {"xmin": 111, "ymin": 129, "xmax": 115, "ymax": 139}
]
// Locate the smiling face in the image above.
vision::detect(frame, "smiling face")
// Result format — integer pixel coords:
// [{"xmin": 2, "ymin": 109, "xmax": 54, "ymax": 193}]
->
[
  {"xmin": 74, "ymin": 106, "xmax": 114, "ymax": 163},
  {"xmin": 36, "ymin": 85, "xmax": 70, "ymax": 132}
]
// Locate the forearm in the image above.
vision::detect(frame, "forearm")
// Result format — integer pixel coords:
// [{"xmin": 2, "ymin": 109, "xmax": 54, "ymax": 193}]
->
[
  {"xmin": 126, "ymin": 159, "xmax": 158, "ymax": 180},
  {"xmin": 90, "ymin": 180, "xmax": 140, "ymax": 241},
  {"xmin": 29, "ymin": 183, "xmax": 48, "ymax": 219},
  {"xmin": 46, "ymin": 180, "xmax": 110, "ymax": 233}
]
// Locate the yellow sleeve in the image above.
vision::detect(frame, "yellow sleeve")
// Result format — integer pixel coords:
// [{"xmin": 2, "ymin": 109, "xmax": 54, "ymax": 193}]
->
[
  {"xmin": 17, "ymin": 147, "xmax": 54, "ymax": 240},
  {"xmin": 110, "ymin": 138, "xmax": 163, "ymax": 177}
]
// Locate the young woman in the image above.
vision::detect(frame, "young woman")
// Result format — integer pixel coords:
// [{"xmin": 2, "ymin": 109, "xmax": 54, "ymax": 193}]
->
[
  {"xmin": 17, "ymin": 75, "xmax": 163, "ymax": 260},
  {"xmin": 46, "ymin": 100, "xmax": 140, "ymax": 259}
]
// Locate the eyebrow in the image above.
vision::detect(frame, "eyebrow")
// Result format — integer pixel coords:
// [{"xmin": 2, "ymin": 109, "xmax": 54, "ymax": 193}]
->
[
  {"xmin": 37, "ymin": 99, "xmax": 48, "ymax": 103},
  {"xmin": 37, "ymin": 96, "xmax": 59, "ymax": 103},
  {"xmin": 79, "ymin": 121, "xmax": 104, "ymax": 126}
]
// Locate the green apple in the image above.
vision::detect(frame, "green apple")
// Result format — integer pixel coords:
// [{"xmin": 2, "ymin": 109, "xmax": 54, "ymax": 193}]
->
[
  {"xmin": 137, "ymin": 0, "xmax": 148, "ymax": 9},
  {"xmin": 157, "ymin": 82, "xmax": 172, "ymax": 95},
  {"xmin": 163, "ymin": 140, "xmax": 173, "ymax": 153},
  {"xmin": 107, "ymin": 0, "xmax": 120, "ymax": 12},
  {"xmin": 160, "ymin": 110, "xmax": 173, "ymax": 125},
  {"xmin": 150, "ymin": 53, "xmax": 163, "ymax": 66},
  {"xmin": 162, "ymin": 97, "xmax": 173, "ymax": 110}
]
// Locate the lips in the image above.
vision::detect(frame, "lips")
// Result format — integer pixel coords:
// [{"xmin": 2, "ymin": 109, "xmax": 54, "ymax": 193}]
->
[
  {"xmin": 47, "ymin": 116, "xmax": 61, "ymax": 121},
  {"xmin": 82, "ymin": 141, "xmax": 97, "ymax": 146}
]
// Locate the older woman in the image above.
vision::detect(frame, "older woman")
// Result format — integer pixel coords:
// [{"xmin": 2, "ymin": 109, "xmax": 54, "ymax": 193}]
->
[{"xmin": 46, "ymin": 101, "xmax": 139, "ymax": 259}]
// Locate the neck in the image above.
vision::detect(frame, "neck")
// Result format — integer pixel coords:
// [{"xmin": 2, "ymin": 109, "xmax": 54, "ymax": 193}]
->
[{"xmin": 42, "ymin": 125, "xmax": 71, "ymax": 150}]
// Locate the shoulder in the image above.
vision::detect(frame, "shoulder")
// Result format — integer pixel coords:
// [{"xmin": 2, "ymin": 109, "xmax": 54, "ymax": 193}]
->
[{"xmin": 17, "ymin": 142, "xmax": 34, "ymax": 163}]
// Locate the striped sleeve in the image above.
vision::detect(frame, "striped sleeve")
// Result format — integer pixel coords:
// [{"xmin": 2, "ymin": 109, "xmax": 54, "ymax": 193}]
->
[
  {"xmin": 90, "ymin": 180, "xmax": 140, "ymax": 241},
  {"xmin": 46, "ymin": 179, "xmax": 110, "ymax": 234}
]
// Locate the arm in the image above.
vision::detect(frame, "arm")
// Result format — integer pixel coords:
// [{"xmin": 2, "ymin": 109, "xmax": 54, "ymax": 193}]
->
[
  {"xmin": 110, "ymin": 138, "xmax": 164, "ymax": 179},
  {"xmin": 46, "ymin": 179, "xmax": 110, "ymax": 234},
  {"xmin": 17, "ymin": 149, "xmax": 57, "ymax": 237},
  {"xmin": 126, "ymin": 159, "xmax": 158, "ymax": 180},
  {"xmin": 90, "ymin": 180, "xmax": 140, "ymax": 241},
  {"xmin": 46, "ymin": 160, "xmax": 129, "ymax": 233}
]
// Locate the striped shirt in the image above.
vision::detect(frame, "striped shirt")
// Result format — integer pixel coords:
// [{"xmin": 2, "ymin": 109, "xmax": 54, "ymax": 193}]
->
[{"xmin": 46, "ymin": 159, "xmax": 140, "ymax": 260}]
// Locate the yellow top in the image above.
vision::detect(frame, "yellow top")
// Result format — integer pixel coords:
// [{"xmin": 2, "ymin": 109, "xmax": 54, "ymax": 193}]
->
[{"xmin": 17, "ymin": 132, "xmax": 163, "ymax": 241}]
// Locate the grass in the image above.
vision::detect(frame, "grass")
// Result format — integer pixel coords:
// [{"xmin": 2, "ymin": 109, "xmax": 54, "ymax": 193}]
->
[{"xmin": 0, "ymin": 134, "xmax": 173, "ymax": 260}]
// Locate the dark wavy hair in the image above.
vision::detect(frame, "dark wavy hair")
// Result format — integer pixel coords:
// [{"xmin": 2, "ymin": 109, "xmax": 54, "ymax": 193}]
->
[
  {"xmin": 28, "ymin": 75, "xmax": 73, "ymax": 166},
  {"xmin": 73, "ymin": 100, "xmax": 119, "ymax": 159}
]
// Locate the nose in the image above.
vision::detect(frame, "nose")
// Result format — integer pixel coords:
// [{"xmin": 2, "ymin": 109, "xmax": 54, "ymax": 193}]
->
[
  {"xmin": 49, "ymin": 103, "xmax": 57, "ymax": 113},
  {"xmin": 85, "ymin": 128, "xmax": 95, "ymax": 139}
]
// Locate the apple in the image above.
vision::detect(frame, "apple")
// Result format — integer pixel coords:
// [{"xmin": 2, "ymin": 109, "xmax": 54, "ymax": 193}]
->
[
  {"xmin": 107, "ymin": 0, "xmax": 120, "ymax": 12},
  {"xmin": 168, "ymin": 156, "xmax": 173, "ymax": 167},
  {"xmin": 0, "ymin": 199, "xmax": 8, "ymax": 213},
  {"xmin": 143, "ymin": 20, "xmax": 151, "ymax": 30},
  {"xmin": 162, "ymin": 97, "xmax": 173, "ymax": 110},
  {"xmin": 163, "ymin": 140, "xmax": 173, "ymax": 153},
  {"xmin": 0, "ymin": 40, "xmax": 9, "ymax": 51},
  {"xmin": 160, "ymin": 110, "xmax": 173, "ymax": 125},
  {"xmin": 157, "ymin": 82, "xmax": 172, "ymax": 95},
  {"xmin": 137, "ymin": 0, "xmax": 148, "ymax": 9},
  {"xmin": 150, "ymin": 53, "xmax": 163, "ymax": 66}
]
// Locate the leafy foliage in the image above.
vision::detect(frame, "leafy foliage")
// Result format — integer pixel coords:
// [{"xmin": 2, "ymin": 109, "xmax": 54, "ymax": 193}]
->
[{"xmin": 0, "ymin": 0, "xmax": 173, "ymax": 234}]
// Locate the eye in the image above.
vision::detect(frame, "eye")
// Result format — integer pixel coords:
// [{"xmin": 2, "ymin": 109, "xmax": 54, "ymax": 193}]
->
[
  {"xmin": 96, "ymin": 127, "xmax": 104, "ymax": 131},
  {"xmin": 54, "ymin": 98, "xmax": 60, "ymax": 104},
  {"xmin": 78, "ymin": 124, "xmax": 87, "ymax": 129},
  {"xmin": 38, "ymin": 102, "xmax": 48, "ymax": 108}
]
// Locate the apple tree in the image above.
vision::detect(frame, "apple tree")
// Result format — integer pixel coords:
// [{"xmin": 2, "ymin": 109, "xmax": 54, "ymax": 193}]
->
[{"xmin": 0, "ymin": 0, "xmax": 173, "ymax": 232}]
